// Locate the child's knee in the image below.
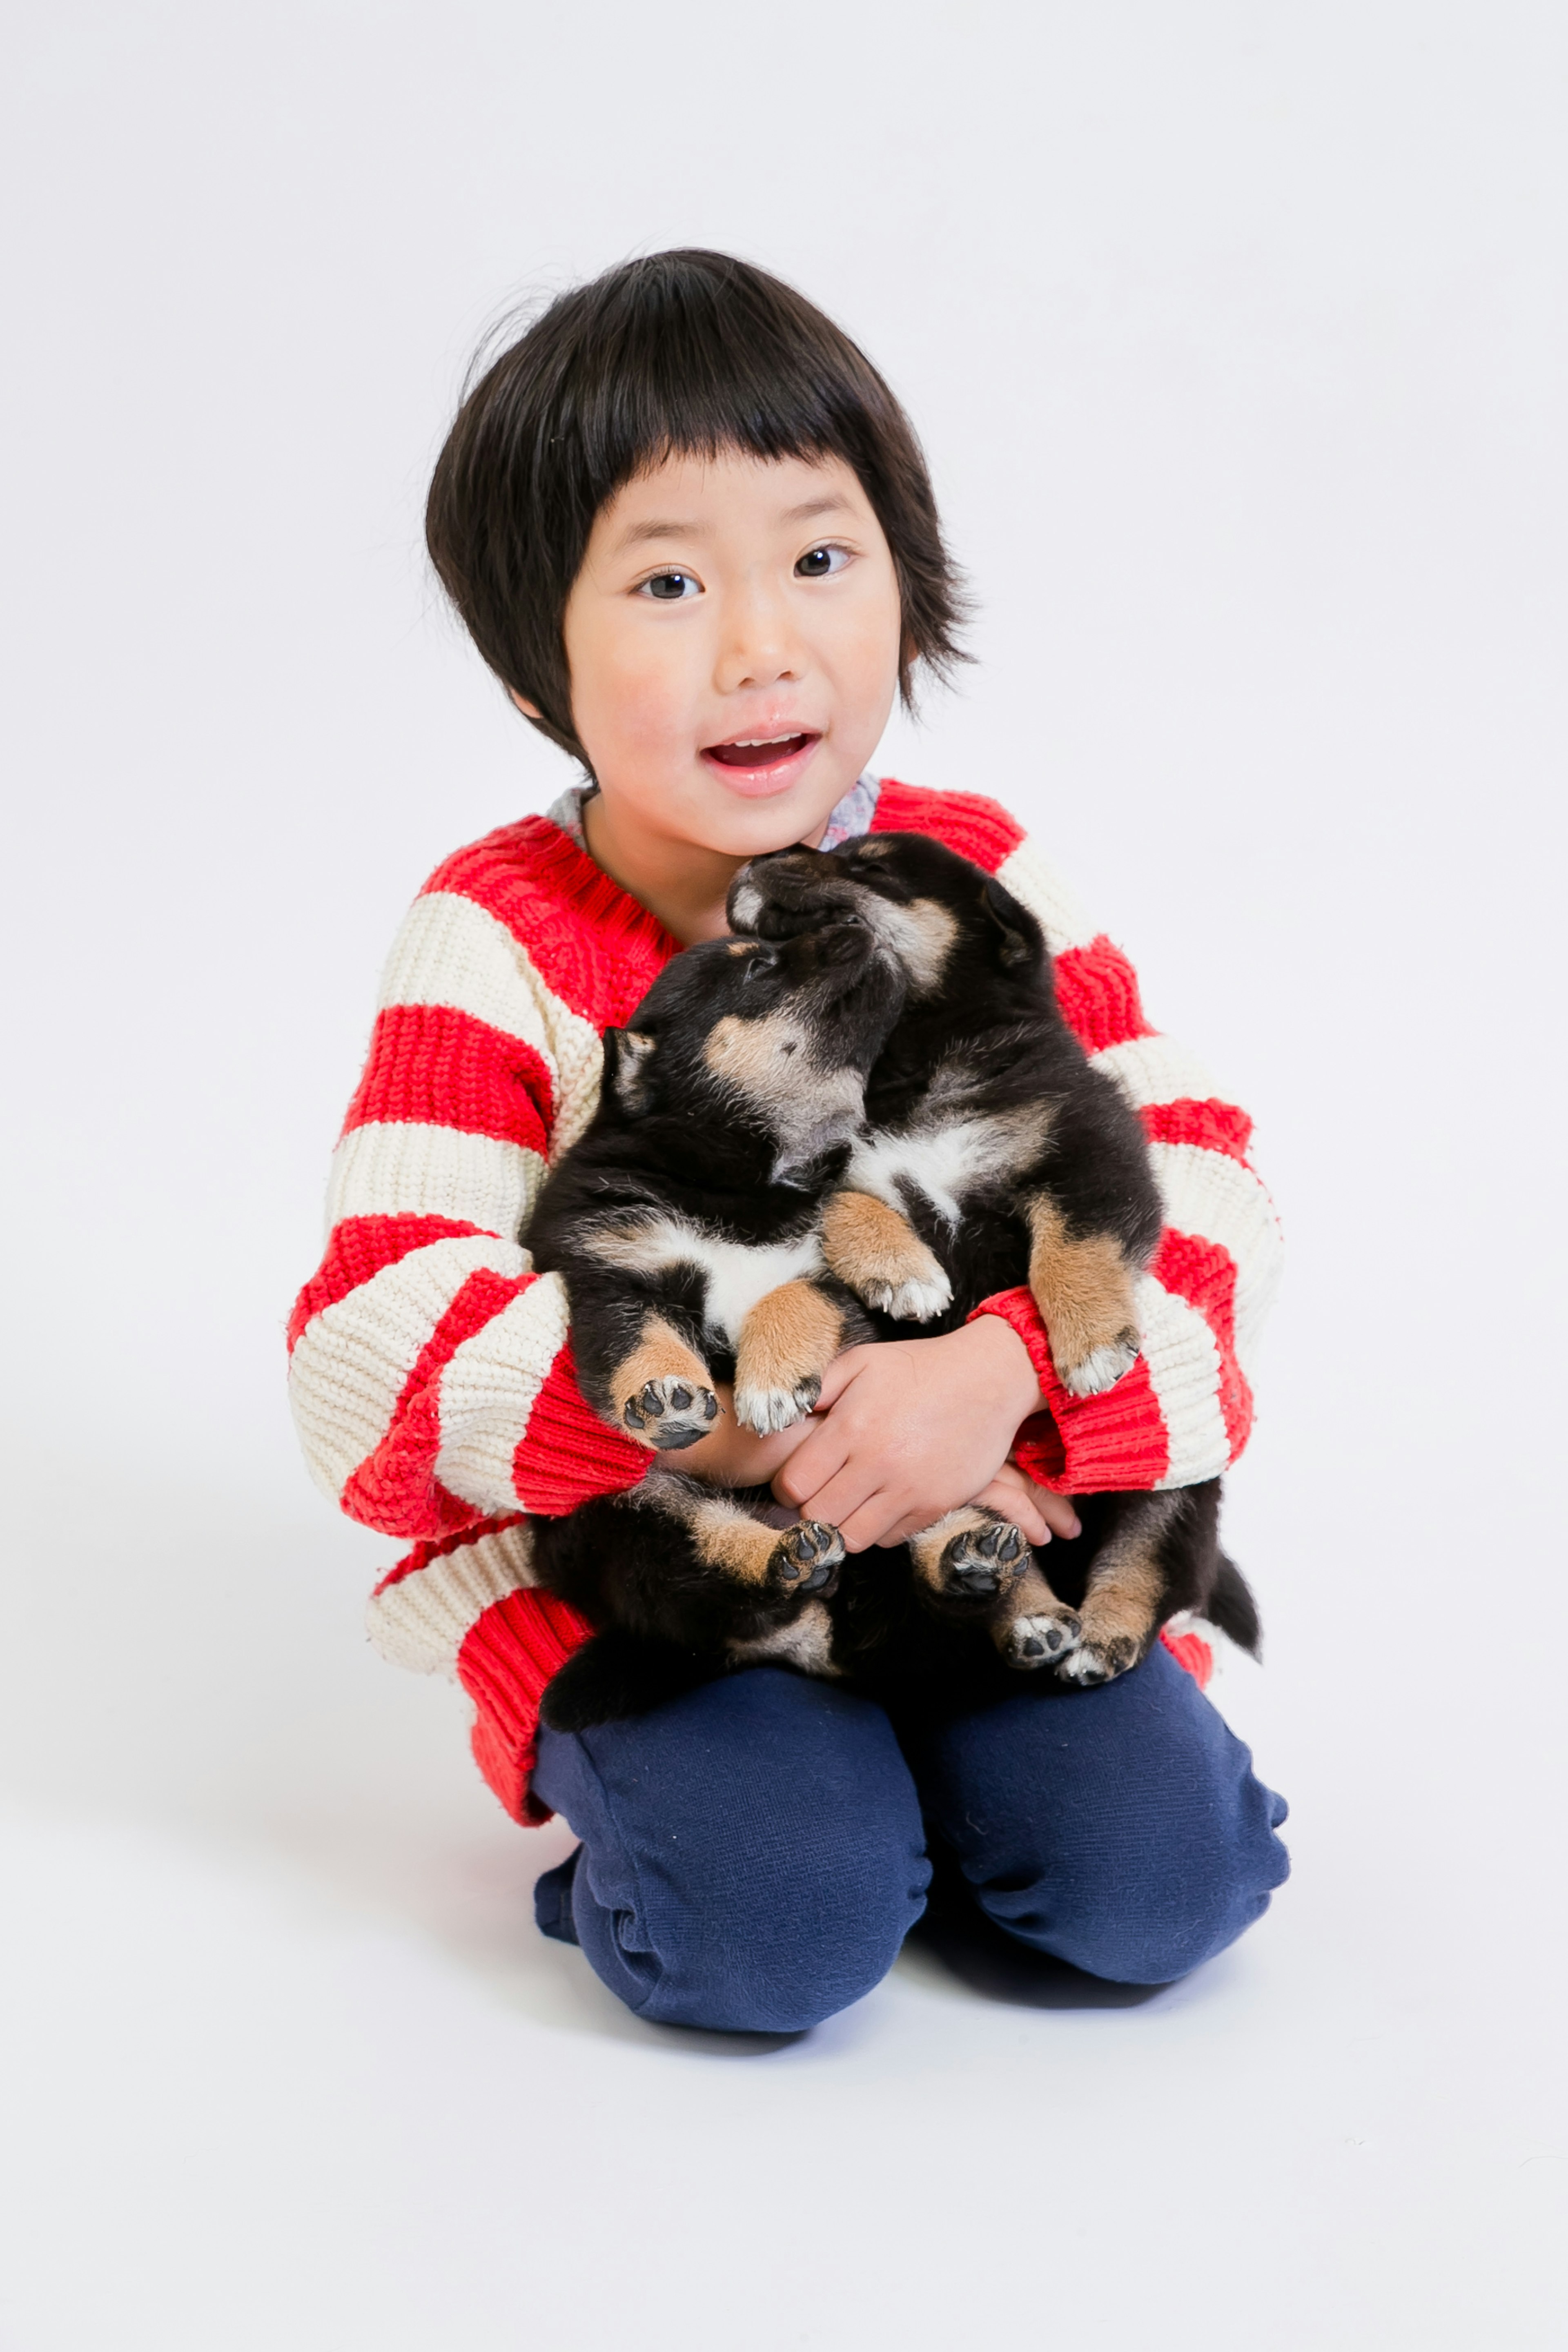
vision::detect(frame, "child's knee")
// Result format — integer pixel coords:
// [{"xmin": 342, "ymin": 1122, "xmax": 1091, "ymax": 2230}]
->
[
  {"xmin": 535, "ymin": 1668, "xmax": 931, "ymax": 2034},
  {"xmin": 925, "ymin": 1644, "xmax": 1290, "ymax": 1984},
  {"xmin": 983, "ymin": 1770, "xmax": 1290, "ymax": 1983}
]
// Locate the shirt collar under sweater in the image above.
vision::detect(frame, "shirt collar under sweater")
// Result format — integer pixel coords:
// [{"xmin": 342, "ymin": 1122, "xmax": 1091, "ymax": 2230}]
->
[{"xmin": 544, "ymin": 771, "xmax": 883, "ymax": 861}]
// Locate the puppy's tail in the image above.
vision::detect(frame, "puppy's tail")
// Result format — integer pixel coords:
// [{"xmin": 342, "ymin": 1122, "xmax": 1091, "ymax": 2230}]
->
[{"xmin": 1207, "ymin": 1553, "xmax": 1263, "ymax": 1659}]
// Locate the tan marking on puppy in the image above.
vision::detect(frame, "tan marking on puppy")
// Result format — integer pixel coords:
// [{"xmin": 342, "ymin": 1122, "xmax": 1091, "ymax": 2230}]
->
[
  {"xmin": 1061, "ymin": 1494, "xmax": 1179, "ymax": 1679},
  {"xmin": 686, "ymin": 1497, "xmax": 790, "ymax": 1586},
  {"xmin": 1025, "ymin": 1196, "xmax": 1144, "ymax": 1396},
  {"xmin": 726, "ymin": 939, "xmax": 762, "ymax": 956},
  {"xmin": 704, "ymin": 1008, "xmax": 805, "ymax": 1092},
  {"xmin": 821, "ymin": 1190, "xmax": 951, "ymax": 1320},
  {"xmin": 726, "ymin": 1599, "xmax": 841, "ymax": 1676},
  {"xmin": 678, "ymin": 1493, "xmax": 842, "ymax": 1598},
  {"xmin": 862, "ymin": 896, "xmax": 958, "ymax": 996},
  {"xmin": 733, "ymin": 1279, "xmax": 845, "ymax": 1434}
]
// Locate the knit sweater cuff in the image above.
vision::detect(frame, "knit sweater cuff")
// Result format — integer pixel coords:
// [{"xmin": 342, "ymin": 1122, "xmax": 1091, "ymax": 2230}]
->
[
  {"xmin": 455, "ymin": 1586, "xmax": 594, "ymax": 1825},
  {"xmin": 969, "ymin": 1287, "xmax": 1171, "ymax": 1493}
]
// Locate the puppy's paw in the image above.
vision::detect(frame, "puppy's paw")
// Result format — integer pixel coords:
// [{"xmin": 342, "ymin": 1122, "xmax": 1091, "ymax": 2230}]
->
[
  {"xmin": 935, "ymin": 1515, "xmax": 1029, "ymax": 1608},
  {"xmin": 1054, "ymin": 1632, "xmax": 1141, "ymax": 1686},
  {"xmin": 768, "ymin": 1519, "xmax": 845, "ymax": 1599},
  {"xmin": 621, "ymin": 1376, "xmax": 719, "ymax": 1450},
  {"xmin": 1002, "ymin": 1607, "xmax": 1082, "ymax": 1670},
  {"xmin": 734, "ymin": 1374, "xmax": 821, "ymax": 1436},
  {"xmin": 860, "ymin": 1268, "xmax": 953, "ymax": 1323},
  {"xmin": 1058, "ymin": 1330, "xmax": 1141, "ymax": 1398}
]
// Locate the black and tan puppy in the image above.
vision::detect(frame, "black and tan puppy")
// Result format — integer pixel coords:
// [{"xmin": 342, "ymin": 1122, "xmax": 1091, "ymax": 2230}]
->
[
  {"xmin": 728, "ymin": 832, "xmax": 1260, "ymax": 1688},
  {"xmin": 526, "ymin": 915, "xmax": 907, "ymax": 1725}
]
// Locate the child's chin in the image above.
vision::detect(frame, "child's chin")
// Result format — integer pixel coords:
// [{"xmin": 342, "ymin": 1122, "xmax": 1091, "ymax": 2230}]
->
[{"xmin": 697, "ymin": 766, "xmax": 848, "ymax": 851}]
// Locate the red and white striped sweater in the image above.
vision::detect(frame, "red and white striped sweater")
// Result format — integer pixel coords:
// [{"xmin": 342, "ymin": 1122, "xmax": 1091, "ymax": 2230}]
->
[{"xmin": 288, "ymin": 780, "xmax": 1283, "ymax": 1822}]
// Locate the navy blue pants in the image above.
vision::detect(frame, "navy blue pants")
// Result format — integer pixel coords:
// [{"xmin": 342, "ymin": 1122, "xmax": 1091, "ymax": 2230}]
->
[{"xmin": 532, "ymin": 1644, "xmax": 1289, "ymax": 2034}]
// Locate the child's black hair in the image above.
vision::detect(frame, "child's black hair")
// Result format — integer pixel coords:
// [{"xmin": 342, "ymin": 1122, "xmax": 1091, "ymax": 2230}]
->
[{"xmin": 425, "ymin": 249, "xmax": 968, "ymax": 764}]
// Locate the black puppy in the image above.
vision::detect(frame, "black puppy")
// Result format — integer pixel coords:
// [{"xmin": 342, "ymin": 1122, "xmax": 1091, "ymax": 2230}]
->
[
  {"xmin": 729, "ymin": 832, "xmax": 1261, "ymax": 1687},
  {"xmin": 525, "ymin": 914, "xmax": 906, "ymax": 1727}
]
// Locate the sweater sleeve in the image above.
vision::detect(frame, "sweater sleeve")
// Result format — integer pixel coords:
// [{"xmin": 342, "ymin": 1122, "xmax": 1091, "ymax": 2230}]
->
[
  {"xmin": 287, "ymin": 878, "xmax": 647, "ymax": 1548},
  {"xmin": 974, "ymin": 828, "xmax": 1285, "ymax": 1494}
]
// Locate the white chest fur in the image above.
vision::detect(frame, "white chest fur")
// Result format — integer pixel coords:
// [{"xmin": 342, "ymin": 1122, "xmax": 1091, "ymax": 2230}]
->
[
  {"xmin": 847, "ymin": 1104, "xmax": 1049, "ymax": 1228},
  {"xmin": 591, "ymin": 1217, "xmax": 825, "ymax": 1346}
]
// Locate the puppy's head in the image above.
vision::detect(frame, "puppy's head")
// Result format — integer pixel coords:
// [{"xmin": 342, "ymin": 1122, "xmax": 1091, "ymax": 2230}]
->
[
  {"xmin": 728, "ymin": 832, "xmax": 1045, "ymax": 999},
  {"xmin": 601, "ymin": 919, "xmax": 906, "ymax": 1180}
]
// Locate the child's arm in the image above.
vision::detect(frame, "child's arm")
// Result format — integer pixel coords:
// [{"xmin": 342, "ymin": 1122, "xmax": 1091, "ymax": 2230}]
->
[
  {"xmin": 775, "ymin": 784, "xmax": 1285, "ymax": 1546},
  {"xmin": 287, "ymin": 882, "xmax": 650, "ymax": 1547}
]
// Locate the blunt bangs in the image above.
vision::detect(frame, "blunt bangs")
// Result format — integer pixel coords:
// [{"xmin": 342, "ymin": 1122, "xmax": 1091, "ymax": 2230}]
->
[{"xmin": 426, "ymin": 250, "xmax": 968, "ymax": 763}]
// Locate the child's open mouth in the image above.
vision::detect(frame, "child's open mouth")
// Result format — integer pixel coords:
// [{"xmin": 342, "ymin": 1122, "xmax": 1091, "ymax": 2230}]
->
[{"xmin": 703, "ymin": 731, "xmax": 820, "ymax": 776}]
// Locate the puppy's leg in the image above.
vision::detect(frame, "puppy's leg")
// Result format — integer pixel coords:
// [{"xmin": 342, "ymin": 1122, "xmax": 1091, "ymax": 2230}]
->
[
  {"xmin": 1055, "ymin": 1493, "xmax": 1179, "ymax": 1685},
  {"xmin": 641, "ymin": 1475, "xmax": 846, "ymax": 1605},
  {"xmin": 733, "ymin": 1279, "xmax": 848, "ymax": 1435},
  {"xmin": 610, "ymin": 1313, "xmax": 722, "ymax": 1450},
  {"xmin": 1024, "ymin": 1194, "xmax": 1144, "ymax": 1398},
  {"xmin": 908, "ymin": 1505, "xmax": 1032, "ymax": 1610},
  {"xmin": 820, "ymin": 1189, "xmax": 953, "ymax": 1322}
]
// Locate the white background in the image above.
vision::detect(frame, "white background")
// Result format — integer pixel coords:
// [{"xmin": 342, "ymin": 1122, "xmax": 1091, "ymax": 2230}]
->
[{"xmin": 2, "ymin": 3, "xmax": 1565, "ymax": 2345}]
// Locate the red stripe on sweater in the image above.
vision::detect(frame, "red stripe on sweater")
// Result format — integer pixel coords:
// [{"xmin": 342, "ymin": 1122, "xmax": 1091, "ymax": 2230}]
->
[
  {"xmin": 1052, "ymin": 936, "xmax": 1155, "ymax": 1055},
  {"xmin": 1160, "ymin": 1628, "xmax": 1214, "ymax": 1688},
  {"xmin": 978, "ymin": 1288, "xmax": 1172, "ymax": 1492},
  {"xmin": 1151, "ymin": 1230, "xmax": 1252, "ymax": 1459},
  {"xmin": 871, "ymin": 780, "xmax": 1025, "ymax": 873},
  {"xmin": 1140, "ymin": 1097, "xmax": 1254, "ymax": 1162},
  {"xmin": 425, "ymin": 815, "xmax": 679, "ymax": 1030},
  {"xmin": 338, "ymin": 1267, "xmax": 530, "ymax": 1538},
  {"xmin": 512, "ymin": 1345, "xmax": 650, "ymax": 1514},
  {"xmin": 459, "ymin": 1587, "xmax": 593, "ymax": 1824},
  {"xmin": 287, "ymin": 1213, "xmax": 483, "ymax": 1351},
  {"xmin": 341, "ymin": 1002, "xmax": 555, "ymax": 1153}
]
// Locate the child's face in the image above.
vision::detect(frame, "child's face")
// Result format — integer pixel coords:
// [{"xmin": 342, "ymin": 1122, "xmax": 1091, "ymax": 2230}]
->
[{"xmin": 548, "ymin": 448, "xmax": 903, "ymax": 857}]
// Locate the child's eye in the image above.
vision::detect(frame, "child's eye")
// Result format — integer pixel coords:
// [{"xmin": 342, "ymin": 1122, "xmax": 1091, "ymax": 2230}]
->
[
  {"xmin": 795, "ymin": 544, "xmax": 851, "ymax": 579},
  {"xmin": 638, "ymin": 570, "xmax": 702, "ymax": 601}
]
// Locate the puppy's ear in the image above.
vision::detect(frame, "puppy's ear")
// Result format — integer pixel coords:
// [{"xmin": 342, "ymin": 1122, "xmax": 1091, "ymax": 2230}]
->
[
  {"xmin": 979, "ymin": 877, "xmax": 1040, "ymax": 973},
  {"xmin": 602, "ymin": 1027, "xmax": 658, "ymax": 1116}
]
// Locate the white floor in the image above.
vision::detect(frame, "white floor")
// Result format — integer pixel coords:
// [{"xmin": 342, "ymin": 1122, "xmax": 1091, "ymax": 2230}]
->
[{"xmin": 4, "ymin": 4, "xmax": 1566, "ymax": 2345}]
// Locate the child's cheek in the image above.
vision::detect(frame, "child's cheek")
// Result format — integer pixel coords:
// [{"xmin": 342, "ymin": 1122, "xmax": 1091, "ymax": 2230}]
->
[{"xmin": 599, "ymin": 642, "xmax": 701, "ymax": 761}]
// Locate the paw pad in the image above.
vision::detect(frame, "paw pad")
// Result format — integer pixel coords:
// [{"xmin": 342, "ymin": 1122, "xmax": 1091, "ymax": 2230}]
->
[
  {"xmin": 622, "ymin": 1376, "xmax": 719, "ymax": 1449},
  {"xmin": 774, "ymin": 1519, "xmax": 846, "ymax": 1596},
  {"xmin": 940, "ymin": 1517, "xmax": 1029, "ymax": 1601}
]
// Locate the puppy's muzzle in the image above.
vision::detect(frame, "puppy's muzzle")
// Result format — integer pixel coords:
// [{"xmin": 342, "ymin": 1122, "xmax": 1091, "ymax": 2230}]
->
[{"xmin": 729, "ymin": 849, "xmax": 870, "ymax": 939}]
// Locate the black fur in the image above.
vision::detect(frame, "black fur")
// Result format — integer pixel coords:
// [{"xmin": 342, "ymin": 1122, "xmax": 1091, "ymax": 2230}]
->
[{"xmin": 529, "ymin": 832, "xmax": 1261, "ymax": 1730}]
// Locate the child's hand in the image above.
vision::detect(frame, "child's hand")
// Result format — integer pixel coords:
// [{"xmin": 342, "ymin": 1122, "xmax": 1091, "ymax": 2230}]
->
[{"xmin": 771, "ymin": 1319, "xmax": 1071, "ymax": 1552}]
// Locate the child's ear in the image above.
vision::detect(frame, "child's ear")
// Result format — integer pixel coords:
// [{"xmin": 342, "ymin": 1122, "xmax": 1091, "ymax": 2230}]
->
[
  {"xmin": 602, "ymin": 1027, "xmax": 659, "ymax": 1115},
  {"xmin": 507, "ymin": 688, "xmax": 544, "ymax": 721},
  {"xmin": 978, "ymin": 877, "xmax": 1040, "ymax": 973}
]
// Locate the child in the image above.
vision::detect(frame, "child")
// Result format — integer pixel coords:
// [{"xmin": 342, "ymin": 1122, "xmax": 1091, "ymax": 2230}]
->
[{"xmin": 289, "ymin": 250, "xmax": 1289, "ymax": 2032}]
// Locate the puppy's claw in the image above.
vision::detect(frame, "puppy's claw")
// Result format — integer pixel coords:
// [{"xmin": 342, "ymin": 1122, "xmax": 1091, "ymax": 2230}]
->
[
  {"xmin": 734, "ymin": 1375, "xmax": 822, "ymax": 1436},
  {"xmin": 1058, "ymin": 1331, "xmax": 1141, "ymax": 1398},
  {"xmin": 862, "ymin": 1270, "xmax": 953, "ymax": 1323}
]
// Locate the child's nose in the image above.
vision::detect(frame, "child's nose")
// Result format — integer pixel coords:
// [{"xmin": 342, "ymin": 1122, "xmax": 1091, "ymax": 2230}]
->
[{"xmin": 713, "ymin": 581, "xmax": 806, "ymax": 694}]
